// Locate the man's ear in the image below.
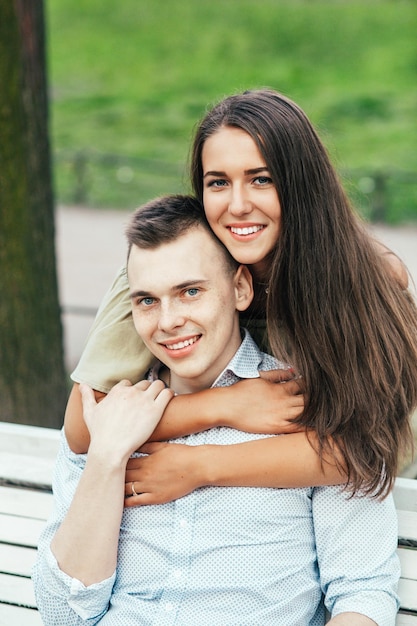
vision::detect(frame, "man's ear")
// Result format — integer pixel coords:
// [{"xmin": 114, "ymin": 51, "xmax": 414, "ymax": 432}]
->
[{"xmin": 234, "ymin": 265, "xmax": 253, "ymax": 312}]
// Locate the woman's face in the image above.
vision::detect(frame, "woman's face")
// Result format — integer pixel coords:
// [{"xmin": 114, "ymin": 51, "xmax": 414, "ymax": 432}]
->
[{"xmin": 202, "ymin": 126, "xmax": 281, "ymax": 279}]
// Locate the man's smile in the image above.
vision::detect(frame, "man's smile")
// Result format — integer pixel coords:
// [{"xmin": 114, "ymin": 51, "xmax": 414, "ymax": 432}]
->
[{"xmin": 162, "ymin": 335, "xmax": 201, "ymax": 352}]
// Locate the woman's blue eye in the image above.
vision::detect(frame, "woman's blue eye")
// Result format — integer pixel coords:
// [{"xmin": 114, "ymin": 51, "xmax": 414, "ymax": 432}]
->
[
  {"xmin": 208, "ymin": 179, "xmax": 227, "ymax": 188},
  {"xmin": 256, "ymin": 176, "xmax": 272, "ymax": 185}
]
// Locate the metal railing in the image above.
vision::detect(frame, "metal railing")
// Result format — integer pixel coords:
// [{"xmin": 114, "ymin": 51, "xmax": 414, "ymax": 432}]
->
[{"xmin": 54, "ymin": 150, "xmax": 417, "ymax": 223}]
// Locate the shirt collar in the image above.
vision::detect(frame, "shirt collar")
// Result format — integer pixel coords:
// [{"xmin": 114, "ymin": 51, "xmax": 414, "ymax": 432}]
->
[{"xmin": 211, "ymin": 328, "xmax": 268, "ymax": 385}]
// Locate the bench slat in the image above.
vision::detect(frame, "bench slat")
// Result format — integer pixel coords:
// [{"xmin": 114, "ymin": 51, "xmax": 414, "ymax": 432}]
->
[
  {"xmin": 0, "ymin": 544, "xmax": 37, "ymax": 577},
  {"xmin": 0, "ymin": 572, "xmax": 36, "ymax": 608},
  {"xmin": 0, "ymin": 513, "xmax": 46, "ymax": 548},
  {"xmin": 0, "ymin": 422, "xmax": 59, "ymax": 491},
  {"xmin": 394, "ymin": 477, "xmax": 417, "ymax": 513},
  {"xmin": 0, "ymin": 453, "xmax": 55, "ymax": 491},
  {"xmin": 398, "ymin": 547, "xmax": 417, "ymax": 580},
  {"xmin": 398, "ymin": 510, "xmax": 417, "ymax": 543},
  {"xmin": 0, "ymin": 422, "xmax": 60, "ymax": 458},
  {"xmin": 0, "ymin": 486, "xmax": 53, "ymax": 520},
  {"xmin": 398, "ymin": 578, "xmax": 417, "ymax": 613},
  {"xmin": 397, "ymin": 614, "xmax": 417, "ymax": 625},
  {"xmin": 0, "ymin": 603, "xmax": 43, "ymax": 626}
]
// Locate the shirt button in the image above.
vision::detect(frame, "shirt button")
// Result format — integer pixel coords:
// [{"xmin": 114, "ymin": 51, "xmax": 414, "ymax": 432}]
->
[
  {"xmin": 179, "ymin": 518, "xmax": 188, "ymax": 528},
  {"xmin": 174, "ymin": 569, "xmax": 182, "ymax": 579},
  {"xmin": 165, "ymin": 602, "xmax": 174, "ymax": 612}
]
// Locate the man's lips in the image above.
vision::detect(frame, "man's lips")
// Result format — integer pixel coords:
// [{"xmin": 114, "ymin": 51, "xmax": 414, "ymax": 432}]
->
[
  {"xmin": 162, "ymin": 335, "xmax": 200, "ymax": 351},
  {"xmin": 156, "ymin": 335, "xmax": 202, "ymax": 359}
]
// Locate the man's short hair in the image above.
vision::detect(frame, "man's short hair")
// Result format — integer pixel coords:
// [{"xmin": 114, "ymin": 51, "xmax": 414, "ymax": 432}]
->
[{"xmin": 126, "ymin": 194, "xmax": 238, "ymax": 273}]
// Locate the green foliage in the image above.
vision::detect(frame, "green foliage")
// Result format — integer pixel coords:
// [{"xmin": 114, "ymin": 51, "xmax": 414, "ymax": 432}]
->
[{"xmin": 46, "ymin": 0, "xmax": 417, "ymax": 220}]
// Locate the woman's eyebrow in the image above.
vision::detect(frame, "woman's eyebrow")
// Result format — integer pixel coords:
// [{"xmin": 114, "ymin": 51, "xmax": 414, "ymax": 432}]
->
[
  {"xmin": 203, "ymin": 166, "xmax": 269, "ymax": 178},
  {"xmin": 203, "ymin": 170, "xmax": 225, "ymax": 178},
  {"xmin": 245, "ymin": 167, "xmax": 270, "ymax": 175}
]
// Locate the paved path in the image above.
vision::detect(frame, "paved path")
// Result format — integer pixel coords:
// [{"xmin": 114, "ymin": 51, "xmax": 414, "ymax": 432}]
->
[{"xmin": 55, "ymin": 205, "xmax": 417, "ymax": 373}]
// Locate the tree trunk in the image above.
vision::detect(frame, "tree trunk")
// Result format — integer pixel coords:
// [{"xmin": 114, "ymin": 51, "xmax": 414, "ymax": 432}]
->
[{"xmin": 0, "ymin": 0, "xmax": 67, "ymax": 428}]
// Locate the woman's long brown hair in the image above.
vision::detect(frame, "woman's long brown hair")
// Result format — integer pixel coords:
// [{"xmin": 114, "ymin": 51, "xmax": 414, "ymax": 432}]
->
[{"xmin": 191, "ymin": 89, "xmax": 417, "ymax": 497}]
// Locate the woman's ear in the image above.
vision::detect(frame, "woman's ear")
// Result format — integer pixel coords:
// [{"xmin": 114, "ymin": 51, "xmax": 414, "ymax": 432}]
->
[{"xmin": 233, "ymin": 265, "xmax": 254, "ymax": 312}]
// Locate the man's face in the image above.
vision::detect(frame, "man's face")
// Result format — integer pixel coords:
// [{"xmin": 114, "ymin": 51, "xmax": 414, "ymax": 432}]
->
[{"xmin": 128, "ymin": 226, "xmax": 252, "ymax": 394}]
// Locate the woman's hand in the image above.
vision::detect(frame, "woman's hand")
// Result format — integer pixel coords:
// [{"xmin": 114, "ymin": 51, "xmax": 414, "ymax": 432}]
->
[
  {"xmin": 221, "ymin": 373, "xmax": 305, "ymax": 434},
  {"xmin": 124, "ymin": 442, "xmax": 202, "ymax": 506}
]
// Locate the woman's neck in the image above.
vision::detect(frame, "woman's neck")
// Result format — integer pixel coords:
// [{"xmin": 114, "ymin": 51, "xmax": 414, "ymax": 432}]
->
[
  {"xmin": 243, "ymin": 281, "xmax": 267, "ymax": 319},
  {"xmin": 248, "ymin": 261, "xmax": 270, "ymax": 285}
]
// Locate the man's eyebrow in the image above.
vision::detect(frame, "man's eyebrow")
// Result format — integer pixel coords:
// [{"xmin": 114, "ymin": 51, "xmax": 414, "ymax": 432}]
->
[
  {"xmin": 203, "ymin": 167, "xmax": 269, "ymax": 178},
  {"xmin": 174, "ymin": 279, "xmax": 210, "ymax": 290},
  {"xmin": 130, "ymin": 279, "xmax": 210, "ymax": 299},
  {"xmin": 129, "ymin": 289, "xmax": 152, "ymax": 299}
]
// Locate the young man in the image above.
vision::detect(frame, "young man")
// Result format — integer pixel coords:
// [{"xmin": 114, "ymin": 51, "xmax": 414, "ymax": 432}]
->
[{"xmin": 33, "ymin": 195, "xmax": 399, "ymax": 626}]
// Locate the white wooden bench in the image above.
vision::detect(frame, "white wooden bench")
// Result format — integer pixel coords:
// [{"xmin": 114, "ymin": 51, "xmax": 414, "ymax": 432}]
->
[
  {"xmin": 0, "ymin": 422, "xmax": 59, "ymax": 626},
  {"xmin": 0, "ymin": 422, "xmax": 416, "ymax": 625}
]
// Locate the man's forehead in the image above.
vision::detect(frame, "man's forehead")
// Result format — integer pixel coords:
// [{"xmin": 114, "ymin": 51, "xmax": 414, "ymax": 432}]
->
[
  {"xmin": 130, "ymin": 227, "xmax": 223, "ymax": 265},
  {"xmin": 128, "ymin": 227, "xmax": 228, "ymax": 288}
]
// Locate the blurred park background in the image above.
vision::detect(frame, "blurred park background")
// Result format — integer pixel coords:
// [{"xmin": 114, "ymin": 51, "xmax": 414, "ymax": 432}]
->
[
  {"xmin": 1, "ymin": 0, "xmax": 416, "ymax": 470},
  {"xmin": 48, "ymin": 0, "xmax": 417, "ymax": 223},
  {"xmin": 48, "ymin": 0, "xmax": 416, "ymax": 471}
]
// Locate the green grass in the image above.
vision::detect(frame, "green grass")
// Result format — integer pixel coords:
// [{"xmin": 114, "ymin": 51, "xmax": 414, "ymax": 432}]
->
[{"xmin": 46, "ymin": 0, "xmax": 417, "ymax": 220}]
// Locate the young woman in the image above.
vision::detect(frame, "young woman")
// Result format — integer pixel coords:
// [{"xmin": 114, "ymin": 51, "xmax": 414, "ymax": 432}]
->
[{"xmin": 65, "ymin": 89, "xmax": 417, "ymax": 502}]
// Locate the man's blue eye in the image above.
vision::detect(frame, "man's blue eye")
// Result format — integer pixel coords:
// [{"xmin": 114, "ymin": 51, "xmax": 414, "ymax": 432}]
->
[{"xmin": 187, "ymin": 288, "xmax": 199, "ymax": 296}]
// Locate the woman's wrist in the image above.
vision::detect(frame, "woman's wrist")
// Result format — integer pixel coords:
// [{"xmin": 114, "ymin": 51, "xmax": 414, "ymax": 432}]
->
[
  {"xmin": 151, "ymin": 387, "xmax": 228, "ymax": 440},
  {"xmin": 196, "ymin": 387, "xmax": 231, "ymax": 429}
]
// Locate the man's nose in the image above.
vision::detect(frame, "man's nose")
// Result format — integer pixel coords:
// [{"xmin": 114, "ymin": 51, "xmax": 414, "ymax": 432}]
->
[{"xmin": 157, "ymin": 303, "xmax": 186, "ymax": 332}]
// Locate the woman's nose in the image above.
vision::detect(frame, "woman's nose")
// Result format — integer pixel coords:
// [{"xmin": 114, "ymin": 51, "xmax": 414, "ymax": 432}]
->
[{"xmin": 228, "ymin": 186, "xmax": 252, "ymax": 216}]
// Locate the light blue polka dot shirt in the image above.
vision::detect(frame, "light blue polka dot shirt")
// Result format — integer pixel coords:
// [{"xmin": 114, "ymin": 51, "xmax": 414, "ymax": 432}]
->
[{"xmin": 33, "ymin": 330, "xmax": 399, "ymax": 625}]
